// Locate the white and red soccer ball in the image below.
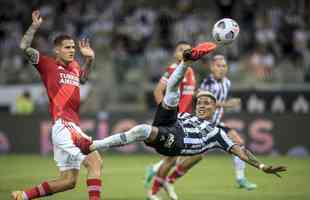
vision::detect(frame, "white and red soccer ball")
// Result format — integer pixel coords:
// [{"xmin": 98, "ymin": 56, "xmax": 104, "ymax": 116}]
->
[{"xmin": 212, "ymin": 18, "xmax": 240, "ymax": 44}]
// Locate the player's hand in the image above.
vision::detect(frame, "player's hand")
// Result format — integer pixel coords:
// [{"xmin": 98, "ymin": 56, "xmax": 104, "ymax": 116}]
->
[
  {"xmin": 262, "ymin": 165, "xmax": 287, "ymax": 178},
  {"xmin": 79, "ymin": 38, "xmax": 95, "ymax": 59},
  {"xmin": 32, "ymin": 10, "xmax": 43, "ymax": 28}
]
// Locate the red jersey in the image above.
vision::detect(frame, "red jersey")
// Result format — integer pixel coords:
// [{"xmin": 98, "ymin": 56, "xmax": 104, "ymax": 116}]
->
[
  {"xmin": 160, "ymin": 63, "xmax": 196, "ymax": 113},
  {"xmin": 36, "ymin": 54, "xmax": 84, "ymax": 124}
]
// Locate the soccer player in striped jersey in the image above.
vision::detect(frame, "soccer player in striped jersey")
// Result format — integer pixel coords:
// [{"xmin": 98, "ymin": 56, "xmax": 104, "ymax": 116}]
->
[
  {"xmin": 159, "ymin": 55, "xmax": 257, "ymax": 194},
  {"xmin": 143, "ymin": 41, "xmax": 196, "ymax": 199},
  {"xmin": 89, "ymin": 45, "xmax": 286, "ymax": 200},
  {"xmin": 11, "ymin": 11, "xmax": 102, "ymax": 200}
]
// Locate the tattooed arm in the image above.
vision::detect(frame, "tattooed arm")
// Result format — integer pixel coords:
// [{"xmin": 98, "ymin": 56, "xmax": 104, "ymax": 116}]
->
[
  {"xmin": 230, "ymin": 145, "xmax": 287, "ymax": 177},
  {"xmin": 79, "ymin": 39, "xmax": 95, "ymax": 84},
  {"xmin": 80, "ymin": 57, "xmax": 94, "ymax": 84},
  {"xmin": 20, "ymin": 10, "xmax": 42, "ymax": 64}
]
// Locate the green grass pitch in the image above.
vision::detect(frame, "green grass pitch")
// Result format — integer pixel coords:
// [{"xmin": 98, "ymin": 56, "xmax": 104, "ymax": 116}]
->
[{"xmin": 0, "ymin": 154, "xmax": 309, "ymax": 200}]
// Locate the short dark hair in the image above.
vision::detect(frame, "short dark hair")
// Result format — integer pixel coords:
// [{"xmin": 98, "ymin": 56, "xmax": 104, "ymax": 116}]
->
[
  {"xmin": 53, "ymin": 34, "xmax": 74, "ymax": 46},
  {"xmin": 175, "ymin": 41, "xmax": 191, "ymax": 47}
]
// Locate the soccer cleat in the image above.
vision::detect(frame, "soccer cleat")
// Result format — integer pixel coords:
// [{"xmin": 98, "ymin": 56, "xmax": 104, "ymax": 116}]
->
[
  {"xmin": 144, "ymin": 165, "xmax": 157, "ymax": 189},
  {"xmin": 147, "ymin": 191, "xmax": 161, "ymax": 200},
  {"xmin": 163, "ymin": 182, "xmax": 178, "ymax": 200},
  {"xmin": 237, "ymin": 178, "xmax": 257, "ymax": 190},
  {"xmin": 11, "ymin": 191, "xmax": 24, "ymax": 200},
  {"xmin": 183, "ymin": 42, "xmax": 217, "ymax": 61}
]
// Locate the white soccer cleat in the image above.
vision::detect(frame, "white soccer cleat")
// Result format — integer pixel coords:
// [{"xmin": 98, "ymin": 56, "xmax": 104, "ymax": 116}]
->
[
  {"xmin": 163, "ymin": 182, "xmax": 178, "ymax": 200},
  {"xmin": 147, "ymin": 191, "xmax": 161, "ymax": 200},
  {"xmin": 11, "ymin": 191, "xmax": 24, "ymax": 200}
]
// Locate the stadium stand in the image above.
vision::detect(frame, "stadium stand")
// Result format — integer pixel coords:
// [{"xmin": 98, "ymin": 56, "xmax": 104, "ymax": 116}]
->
[{"xmin": 0, "ymin": 0, "xmax": 309, "ymax": 112}]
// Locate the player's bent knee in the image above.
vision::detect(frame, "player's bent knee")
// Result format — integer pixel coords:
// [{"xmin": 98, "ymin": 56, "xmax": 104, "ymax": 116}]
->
[
  {"xmin": 64, "ymin": 177, "xmax": 77, "ymax": 190},
  {"xmin": 92, "ymin": 151, "xmax": 103, "ymax": 166},
  {"xmin": 66, "ymin": 181, "xmax": 76, "ymax": 190},
  {"xmin": 84, "ymin": 153, "xmax": 102, "ymax": 170},
  {"xmin": 131, "ymin": 124, "xmax": 152, "ymax": 139}
]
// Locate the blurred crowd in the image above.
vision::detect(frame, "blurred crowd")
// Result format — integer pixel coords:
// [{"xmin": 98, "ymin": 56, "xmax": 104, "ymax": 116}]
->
[{"xmin": 0, "ymin": 0, "xmax": 310, "ymax": 110}]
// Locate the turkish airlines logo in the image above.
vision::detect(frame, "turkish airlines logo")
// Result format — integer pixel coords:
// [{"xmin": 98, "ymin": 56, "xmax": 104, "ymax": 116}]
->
[{"xmin": 59, "ymin": 72, "xmax": 80, "ymax": 87}]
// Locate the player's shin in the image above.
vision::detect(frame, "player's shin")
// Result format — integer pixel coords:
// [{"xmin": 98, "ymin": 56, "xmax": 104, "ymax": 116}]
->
[
  {"xmin": 90, "ymin": 124, "xmax": 152, "ymax": 151},
  {"xmin": 233, "ymin": 155, "xmax": 246, "ymax": 180},
  {"xmin": 166, "ymin": 61, "xmax": 188, "ymax": 92},
  {"xmin": 150, "ymin": 176, "xmax": 165, "ymax": 195},
  {"xmin": 167, "ymin": 164, "xmax": 185, "ymax": 183},
  {"xmin": 163, "ymin": 61, "xmax": 192, "ymax": 108}
]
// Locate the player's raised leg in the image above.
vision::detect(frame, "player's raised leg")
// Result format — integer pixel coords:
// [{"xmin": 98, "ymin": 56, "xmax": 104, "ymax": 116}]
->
[
  {"xmin": 90, "ymin": 124, "xmax": 155, "ymax": 151},
  {"xmin": 147, "ymin": 59, "xmax": 192, "ymax": 200},
  {"xmin": 90, "ymin": 58, "xmax": 199, "ymax": 152},
  {"xmin": 148, "ymin": 43, "xmax": 217, "ymax": 200}
]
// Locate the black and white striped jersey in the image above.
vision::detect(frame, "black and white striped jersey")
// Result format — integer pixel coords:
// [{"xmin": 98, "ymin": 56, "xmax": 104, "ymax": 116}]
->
[
  {"xmin": 199, "ymin": 74, "xmax": 231, "ymax": 125},
  {"xmin": 176, "ymin": 112, "xmax": 235, "ymax": 155}
]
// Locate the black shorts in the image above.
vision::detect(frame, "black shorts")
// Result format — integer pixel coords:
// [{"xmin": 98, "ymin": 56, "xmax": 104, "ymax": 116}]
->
[
  {"xmin": 145, "ymin": 103, "xmax": 184, "ymax": 156},
  {"xmin": 152, "ymin": 102, "xmax": 178, "ymax": 127}
]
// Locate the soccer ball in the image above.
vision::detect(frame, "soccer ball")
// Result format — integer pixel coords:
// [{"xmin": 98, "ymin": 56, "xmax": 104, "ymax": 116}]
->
[{"xmin": 212, "ymin": 18, "xmax": 240, "ymax": 44}]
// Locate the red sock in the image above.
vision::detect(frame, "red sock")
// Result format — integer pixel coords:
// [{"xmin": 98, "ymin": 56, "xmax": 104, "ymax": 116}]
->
[
  {"xmin": 24, "ymin": 181, "xmax": 52, "ymax": 199},
  {"xmin": 87, "ymin": 178, "xmax": 102, "ymax": 200},
  {"xmin": 151, "ymin": 176, "xmax": 164, "ymax": 195},
  {"xmin": 167, "ymin": 165, "xmax": 185, "ymax": 183}
]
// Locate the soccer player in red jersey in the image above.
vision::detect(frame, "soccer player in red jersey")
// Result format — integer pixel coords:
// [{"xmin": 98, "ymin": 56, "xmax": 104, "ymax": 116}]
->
[
  {"xmin": 154, "ymin": 41, "xmax": 196, "ymax": 113},
  {"xmin": 11, "ymin": 11, "xmax": 102, "ymax": 200},
  {"xmin": 145, "ymin": 41, "xmax": 196, "ymax": 200}
]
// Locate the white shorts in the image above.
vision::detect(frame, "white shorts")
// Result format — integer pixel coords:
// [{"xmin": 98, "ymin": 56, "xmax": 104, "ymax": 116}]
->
[{"xmin": 52, "ymin": 119, "xmax": 92, "ymax": 171}]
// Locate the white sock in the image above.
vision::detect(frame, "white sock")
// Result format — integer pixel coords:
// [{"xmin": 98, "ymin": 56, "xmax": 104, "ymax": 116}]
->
[
  {"xmin": 167, "ymin": 61, "xmax": 188, "ymax": 90},
  {"xmin": 22, "ymin": 192, "xmax": 28, "ymax": 200},
  {"xmin": 233, "ymin": 155, "xmax": 246, "ymax": 180},
  {"xmin": 163, "ymin": 62, "xmax": 188, "ymax": 107},
  {"xmin": 152, "ymin": 160, "xmax": 164, "ymax": 172},
  {"xmin": 91, "ymin": 124, "xmax": 152, "ymax": 151}
]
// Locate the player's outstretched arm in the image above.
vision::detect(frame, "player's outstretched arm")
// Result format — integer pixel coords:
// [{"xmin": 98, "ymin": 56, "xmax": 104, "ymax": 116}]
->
[
  {"xmin": 79, "ymin": 38, "xmax": 95, "ymax": 84},
  {"xmin": 230, "ymin": 145, "xmax": 287, "ymax": 177},
  {"xmin": 20, "ymin": 10, "xmax": 42, "ymax": 64}
]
